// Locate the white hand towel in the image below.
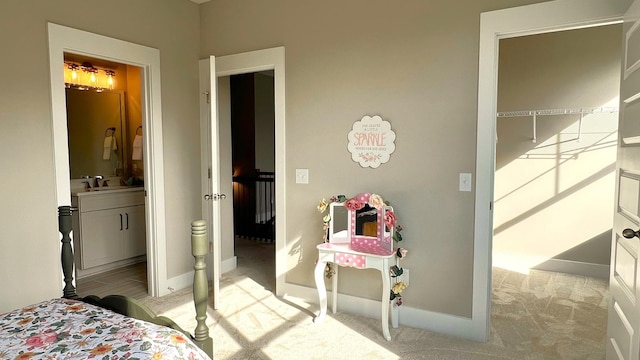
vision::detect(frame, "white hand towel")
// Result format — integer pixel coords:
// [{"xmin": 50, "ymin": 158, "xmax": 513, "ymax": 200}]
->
[
  {"xmin": 132, "ymin": 134, "xmax": 143, "ymax": 160},
  {"xmin": 103, "ymin": 136, "xmax": 113, "ymax": 160}
]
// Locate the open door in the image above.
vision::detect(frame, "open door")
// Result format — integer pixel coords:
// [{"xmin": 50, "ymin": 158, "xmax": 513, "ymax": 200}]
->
[
  {"xmin": 199, "ymin": 57, "xmax": 223, "ymax": 309},
  {"xmin": 607, "ymin": 1, "xmax": 640, "ymax": 358}
]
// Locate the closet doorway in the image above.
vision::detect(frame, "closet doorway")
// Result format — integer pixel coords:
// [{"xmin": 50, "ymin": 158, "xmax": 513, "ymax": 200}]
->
[
  {"xmin": 490, "ymin": 23, "xmax": 621, "ymax": 345},
  {"xmin": 493, "ymin": 24, "xmax": 621, "ymax": 278},
  {"xmin": 473, "ymin": 0, "xmax": 629, "ymax": 343}
]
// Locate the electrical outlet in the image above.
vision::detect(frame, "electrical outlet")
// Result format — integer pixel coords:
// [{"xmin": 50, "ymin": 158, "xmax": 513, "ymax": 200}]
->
[{"xmin": 397, "ymin": 268, "xmax": 410, "ymax": 286}]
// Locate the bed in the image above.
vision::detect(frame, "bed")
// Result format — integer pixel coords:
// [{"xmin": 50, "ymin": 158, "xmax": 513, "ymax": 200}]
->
[{"xmin": 0, "ymin": 205, "xmax": 214, "ymax": 359}]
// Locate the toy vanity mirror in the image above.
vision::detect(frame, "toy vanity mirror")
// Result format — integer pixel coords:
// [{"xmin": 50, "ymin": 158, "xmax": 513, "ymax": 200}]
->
[
  {"xmin": 328, "ymin": 201, "xmax": 394, "ymax": 255},
  {"xmin": 329, "ymin": 203, "xmax": 349, "ymax": 243}
]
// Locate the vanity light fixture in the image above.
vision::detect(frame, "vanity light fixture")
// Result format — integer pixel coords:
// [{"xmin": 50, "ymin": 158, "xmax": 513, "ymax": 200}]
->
[
  {"xmin": 105, "ymin": 70, "xmax": 115, "ymax": 89},
  {"xmin": 64, "ymin": 61, "xmax": 116, "ymax": 91}
]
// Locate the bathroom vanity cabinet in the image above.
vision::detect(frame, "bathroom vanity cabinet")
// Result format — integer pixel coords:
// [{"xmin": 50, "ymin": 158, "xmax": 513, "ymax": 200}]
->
[{"xmin": 71, "ymin": 188, "xmax": 146, "ymax": 271}]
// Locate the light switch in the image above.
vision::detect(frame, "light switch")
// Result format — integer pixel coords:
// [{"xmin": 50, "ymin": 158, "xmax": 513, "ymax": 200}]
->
[
  {"xmin": 296, "ymin": 168, "xmax": 309, "ymax": 184},
  {"xmin": 459, "ymin": 173, "xmax": 472, "ymax": 192}
]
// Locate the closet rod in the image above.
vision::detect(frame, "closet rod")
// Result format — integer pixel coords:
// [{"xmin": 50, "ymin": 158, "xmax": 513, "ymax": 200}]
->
[
  {"xmin": 497, "ymin": 106, "xmax": 618, "ymax": 118},
  {"xmin": 496, "ymin": 106, "xmax": 619, "ymax": 144}
]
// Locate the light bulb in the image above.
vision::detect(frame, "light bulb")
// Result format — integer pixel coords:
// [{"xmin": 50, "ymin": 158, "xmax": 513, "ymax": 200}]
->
[
  {"xmin": 66, "ymin": 63, "xmax": 80, "ymax": 85},
  {"xmin": 105, "ymin": 70, "xmax": 116, "ymax": 90}
]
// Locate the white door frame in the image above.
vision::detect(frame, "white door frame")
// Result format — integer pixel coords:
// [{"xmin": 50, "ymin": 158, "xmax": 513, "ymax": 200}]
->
[
  {"xmin": 47, "ymin": 23, "xmax": 168, "ymax": 297},
  {"xmin": 210, "ymin": 47, "xmax": 287, "ymax": 295},
  {"xmin": 474, "ymin": 0, "xmax": 628, "ymax": 341}
]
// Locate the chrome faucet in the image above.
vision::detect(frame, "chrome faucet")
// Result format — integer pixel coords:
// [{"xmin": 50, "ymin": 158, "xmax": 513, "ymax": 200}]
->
[
  {"xmin": 94, "ymin": 175, "xmax": 104, "ymax": 188},
  {"xmin": 81, "ymin": 175, "xmax": 92, "ymax": 189}
]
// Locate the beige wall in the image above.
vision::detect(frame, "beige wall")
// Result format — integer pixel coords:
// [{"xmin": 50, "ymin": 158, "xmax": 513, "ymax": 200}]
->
[
  {"xmin": 0, "ymin": 0, "xmax": 201, "ymax": 312},
  {"xmin": 199, "ymin": 0, "xmax": 550, "ymax": 317},
  {"xmin": 495, "ymin": 25, "xmax": 621, "ymax": 274}
]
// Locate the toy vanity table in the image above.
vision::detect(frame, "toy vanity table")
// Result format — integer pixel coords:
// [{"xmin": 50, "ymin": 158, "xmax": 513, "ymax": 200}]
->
[{"xmin": 313, "ymin": 202, "xmax": 399, "ymax": 341}]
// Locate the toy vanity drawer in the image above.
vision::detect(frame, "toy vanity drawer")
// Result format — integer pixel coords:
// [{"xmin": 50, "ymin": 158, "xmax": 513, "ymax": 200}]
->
[{"xmin": 334, "ymin": 253, "xmax": 366, "ymax": 268}]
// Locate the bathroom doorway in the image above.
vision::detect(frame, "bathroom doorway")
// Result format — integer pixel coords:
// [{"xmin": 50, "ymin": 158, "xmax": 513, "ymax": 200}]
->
[
  {"xmin": 48, "ymin": 23, "xmax": 168, "ymax": 297},
  {"xmin": 63, "ymin": 53, "xmax": 149, "ymax": 294}
]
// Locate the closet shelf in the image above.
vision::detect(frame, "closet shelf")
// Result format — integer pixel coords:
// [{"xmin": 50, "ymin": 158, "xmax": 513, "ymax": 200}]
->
[
  {"xmin": 497, "ymin": 106, "xmax": 618, "ymax": 117},
  {"xmin": 496, "ymin": 106, "xmax": 619, "ymax": 143}
]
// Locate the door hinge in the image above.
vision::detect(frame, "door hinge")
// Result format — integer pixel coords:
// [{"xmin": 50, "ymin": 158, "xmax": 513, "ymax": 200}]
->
[
  {"xmin": 203, "ymin": 91, "xmax": 210, "ymax": 104},
  {"xmin": 208, "ymin": 167, "xmax": 212, "ymax": 179}
]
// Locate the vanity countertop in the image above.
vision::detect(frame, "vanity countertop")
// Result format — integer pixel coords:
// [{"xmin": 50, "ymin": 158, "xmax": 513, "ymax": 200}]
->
[{"xmin": 72, "ymin": 186, "xmax": 144, "ymax": 197}]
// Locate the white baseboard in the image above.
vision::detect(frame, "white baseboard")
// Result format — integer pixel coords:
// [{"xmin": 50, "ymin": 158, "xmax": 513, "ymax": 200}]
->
[
  {"xmin": 166, "ymin": 270, "xmax": 194, "ymax": 293},
  {"xmin": 532, "ymin": 259, "xmax": 610, "ymax": 279},
  {"xmin": 165, "ymin": 255, "xmax": 238, "ymax": 294},
  {"xmin": 280, "ymin": 282, "xmax": 479, "ymax": 341},
  {"xmin": 222, "ymin": 256, "xmax": 237, "ymax": 273}
]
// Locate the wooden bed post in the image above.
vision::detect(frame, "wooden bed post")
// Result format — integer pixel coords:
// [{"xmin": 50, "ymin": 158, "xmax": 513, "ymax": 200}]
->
[
  {"xmin": 59, "ymin": 205, "xmax": 78, "ymax": 299},
  {"xmin": 55, "ymin": 206, "xmax": 213, "ymax": 359},
  {"xmin": 191, "ymin": 220, "xmax": 213, "ymax": 357}
]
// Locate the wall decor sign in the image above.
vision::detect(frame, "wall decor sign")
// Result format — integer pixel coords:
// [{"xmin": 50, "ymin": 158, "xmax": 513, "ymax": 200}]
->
[{"xmin": 347, "ymin": 115, "xmax": 396, "ymax": 168}]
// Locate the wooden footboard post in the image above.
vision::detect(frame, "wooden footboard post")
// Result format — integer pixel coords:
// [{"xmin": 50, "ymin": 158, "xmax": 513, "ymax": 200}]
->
[
  {"xmin": 191, "ymin": 220, "xmax": 213, "ymax": 358},
  {"xmin": 59, "ymin": 206, "xmax": 78, "ymax": 299}
]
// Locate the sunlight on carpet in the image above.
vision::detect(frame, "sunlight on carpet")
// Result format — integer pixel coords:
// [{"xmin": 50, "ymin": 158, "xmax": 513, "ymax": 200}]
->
[
  {"xmin": 144, "ymin": 274, "xmax": 402, "ymax": 359},
  {"xmin": 140, "ymin": 265, "xmax": 609, "ymax": 359}
]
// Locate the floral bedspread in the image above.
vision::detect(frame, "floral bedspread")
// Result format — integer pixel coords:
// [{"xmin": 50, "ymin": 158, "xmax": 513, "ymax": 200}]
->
[{"xmin": 0, "ymin": 298, "xmax": 210, "ymax": 360}]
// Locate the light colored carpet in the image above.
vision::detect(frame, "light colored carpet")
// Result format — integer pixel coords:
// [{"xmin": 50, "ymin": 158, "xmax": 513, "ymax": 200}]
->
[{"xmin": 140, "ymin": 239, "xmax": 610, "ymax": 360}]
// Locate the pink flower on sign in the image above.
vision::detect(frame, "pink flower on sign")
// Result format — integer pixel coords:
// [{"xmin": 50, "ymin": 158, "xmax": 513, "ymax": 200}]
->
[
  {"xmin": 345, "ymin": 197, "xmax": 365, "ymax": 211},
  {"xmin": 385, "ymin": 210, "xmax": 397, "ymax": 228}
]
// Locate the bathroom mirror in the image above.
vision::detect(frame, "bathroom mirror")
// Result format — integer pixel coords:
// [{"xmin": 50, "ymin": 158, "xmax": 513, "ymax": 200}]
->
[{"xmin": 66, "ymin": 88, "xmax": 127, "ymax": 179}]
